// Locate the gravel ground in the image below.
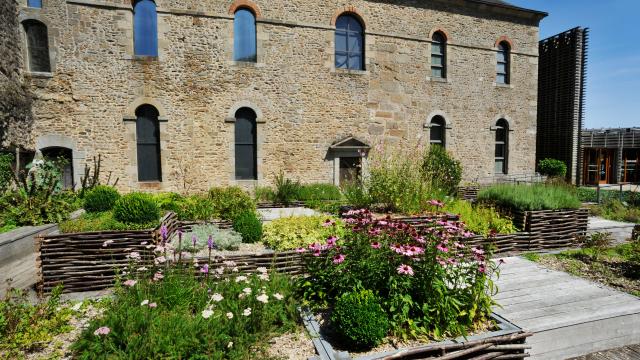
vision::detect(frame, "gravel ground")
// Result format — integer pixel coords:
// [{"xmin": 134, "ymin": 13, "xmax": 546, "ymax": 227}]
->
[{"xmin": 266, "ymin": 331, "xmax": 317, "ymax": 360}]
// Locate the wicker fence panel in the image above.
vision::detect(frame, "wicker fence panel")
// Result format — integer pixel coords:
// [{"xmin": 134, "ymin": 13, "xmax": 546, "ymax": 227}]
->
[{"xmin": 192, "ymin": 251, "xmax": 305, "ymax": 277}]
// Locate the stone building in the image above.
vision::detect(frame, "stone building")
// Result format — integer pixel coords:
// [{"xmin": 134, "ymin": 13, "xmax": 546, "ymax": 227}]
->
[{"xmin": 3, "ymin": 0, "xmax": 546, "ymax": 192}]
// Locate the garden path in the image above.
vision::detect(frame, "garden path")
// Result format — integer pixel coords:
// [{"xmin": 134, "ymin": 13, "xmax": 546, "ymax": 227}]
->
[
  {"xmin": 493, "ymin": 256, "xmax": 640, "ymax": 359},
  {"xmin": 587, "ymin": 217, "xmax": 636, "ymax": 244}
]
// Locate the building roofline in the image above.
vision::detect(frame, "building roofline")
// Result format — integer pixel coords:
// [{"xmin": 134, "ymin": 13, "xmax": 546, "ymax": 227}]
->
[
  {"xmin": 466, "ymin": 0, "xmax": 548, "ymax": 19},
  {"xmin": 583, "ymin": 127, "xmax": 640, "ymax": 133}
]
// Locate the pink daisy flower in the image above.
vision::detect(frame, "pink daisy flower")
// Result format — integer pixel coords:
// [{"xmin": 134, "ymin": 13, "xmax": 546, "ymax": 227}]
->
[
  {"xmin": 333, "ymin": 254, "xmax": 345, "ymax": 264},
  {"xmin": 396, "ymin": 264, "xmax": 414, "ymax": 276},
  {"xmin": 371, "ymin": 242, "xmax": 381, "ymax": 249}
]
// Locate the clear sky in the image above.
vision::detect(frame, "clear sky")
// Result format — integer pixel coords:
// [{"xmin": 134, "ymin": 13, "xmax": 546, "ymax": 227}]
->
[{"xmin": 508, "ymin": 0, "xmax": 639, "ymax": 129}]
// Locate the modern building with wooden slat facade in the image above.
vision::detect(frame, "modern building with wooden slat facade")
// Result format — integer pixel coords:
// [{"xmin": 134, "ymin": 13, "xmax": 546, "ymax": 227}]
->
[{"xmin": 581, "ymin": 128, "xmax": 640, "ymax": 185}]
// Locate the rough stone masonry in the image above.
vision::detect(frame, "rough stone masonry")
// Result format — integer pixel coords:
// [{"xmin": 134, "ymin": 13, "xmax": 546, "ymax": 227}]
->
[{"xmin": 4, "ymin": 0, "xmax": 545, "ymax": 192}]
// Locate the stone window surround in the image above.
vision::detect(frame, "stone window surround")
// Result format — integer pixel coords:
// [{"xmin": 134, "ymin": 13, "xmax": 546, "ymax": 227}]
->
[
  {"xmin": 227, "ymin": 0, "xmax": 266, "ymax": 68},
  {"xmin": 424, "ymin": 111, "xmax": 453, "ymax": 149},
  {"xmin": 493, "ymin": 36, "xmax": 515, "ymax": 88},
  {"xmin": 428, "ymin": 28, "xmax": 450, "ymax": 82},
  {"xmin": 490, "ymin": 116, "xmax": 514, "ymax": 175},
  {"xmin": 18, "ymin": 8, "xmax": 57, "ymax": 76},
  {"xmin": 224, "ymin": 101, "xmax": 265, "ymax": 186},
  {"xmin": 123, "ymin": 98, "xmax": 169, "ymax": 190},
  {"xmin": 35, "ymin": 135, "xmax": 86, "ymax": 190}
]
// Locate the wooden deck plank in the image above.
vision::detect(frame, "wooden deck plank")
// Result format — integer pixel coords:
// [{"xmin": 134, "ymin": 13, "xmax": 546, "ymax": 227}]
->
[{"xmin": 497, "ymin": 285, "xmax": 609, "ymax": 308}]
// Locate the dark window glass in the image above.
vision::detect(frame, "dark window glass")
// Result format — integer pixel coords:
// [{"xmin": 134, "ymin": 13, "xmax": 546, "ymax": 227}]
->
[
  {"xmin": 429, "ymin": 116, "xmax": 446, "ymax": 148},
  {"xmin": 234, "ymin": 9, "xmax": 257, "ymax": 62},
  {"xmin": 335, "ymin": 14, "xmax": 364, "ymax": 70},
  {"xmin": 27, "ymin": 0, "xmax": 42, "ymax": 8},
  {"xmin": 340, "ymin": 157, "xmax": 361, "ymax": 185},
  {"xmin": 133, "ymin": 0, "xmax": 158, "ymax": 56},
  {"xmin": 431, "ymin": 32, "xmax": 446, "ymax": 78},
  {"xmin": 136, "ymin": 105, "xmax": 162, "ymax": 181},
  {"xmin": 235, "ymin": 108, "xmax": 257, "ymax": 180},
  {"xmin": 497, "ymin": 42, "xmax": 510, "ymax": 84},
  {"xmin": 23, "ymin": 20, "xmax": 50, "ymax": 72},
  {"xmin": 495, "ymin": 119, "xmax": 508, "ymax": 174}
]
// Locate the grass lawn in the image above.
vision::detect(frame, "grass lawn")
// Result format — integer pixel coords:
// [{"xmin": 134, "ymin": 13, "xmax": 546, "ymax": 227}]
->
[{"xmin": 523, "ymin": 243, "xmax": 640, "ymax": 297}]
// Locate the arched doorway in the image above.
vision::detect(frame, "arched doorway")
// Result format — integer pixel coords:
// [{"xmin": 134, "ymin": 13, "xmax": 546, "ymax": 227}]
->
[{"xmin": 41, "ymin": 147, "xmax": 74, "ymax": 189}]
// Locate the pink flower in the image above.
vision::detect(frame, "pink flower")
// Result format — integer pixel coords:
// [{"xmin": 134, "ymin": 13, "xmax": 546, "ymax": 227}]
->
[
  {"xmin": 94, "ymin": 326, "xmax": 111, "ymax": 336},
  {"xmin": 478, "ymin": 265, "xmax": 486, "ymax": 274},
  {"xmin": 436, "ymin": 243, "xmax": 449, "ymax": 253},
  {"xmin": 296, "ymin": 247, "xmax": 306, "ymax": 253},
  {"xmin": 200, "ymin": 264, "xmax": 209, "ymax": 274},
  {"xmin": 308, "ymin": 243, "xmax": 321, "ymax": 251},
  {"xmin": 408, "ymin": 246, "xmax": 424, "ymax": 255},
  {"xmin": 414, "ymin": 236, "xmax": 426, "ymax": 244},
  {"xmin": 123, "ymin": 279, "xmax": 137, "ymax": 287},
  {"xmin": 428, "ymin": 199, "xmax": 444, "ymax": 208},
  {"xmin": 313, "ymin": 249, "xmax": 322, "ymax": 257},
  {"xmin": 390, "ymin": 243, "xmax": 403, "ymax": 253},
  {"xmin": 326, "ymin": 236, "xmax": 337, "ymax": 247},
  {"xmin": 333, "ymin": 254, "xmax": 345, "ymax": 264},
  {"xmin": 154, "ymin": 256, "xmax": 166, "ymax": 265},
  {"xmin": 149, "ymin": 302, "xmax": 157, "ymax": 308},
  {"xmin": 371, "ymin": 242, "xmax": 381, "ymax": 249},
  {"xmin": 472, "ymin": 247, "xmax": 485, "ymax": 256},
  {"xmin": 397, "ymin": 264, "xmax": 414, "ymax": 276},
  {"xmin": 153, "ymin": 272, "xmax": 164, "ymax": 281},
  {"xmin": 127, "ymin": 252, "xmax": 141, "ymax": 261},
  {"xmin": 322, "ymin": 219, "xmax": 335, "ymax": 227}
]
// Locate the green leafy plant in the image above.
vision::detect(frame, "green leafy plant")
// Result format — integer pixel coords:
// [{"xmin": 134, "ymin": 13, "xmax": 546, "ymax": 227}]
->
[
  {"xmin": 84, "ymin": 185, "xmax": 120, "ymax": 213},
  {"xmin": 0, "ymin": 153, "xmax": 14, "ymax": 192},
  {"xmin": 478, "ymin": 184, "xmax": 581, "ymax": 211},
  {"xmin": 0, "ymin": 285, "xmax": 73, "ymax": 358},
  {"xmin": 153, "ymin": 192, "xmax": 186, "ymax": 214},
  {"xmin": 59, "ymin": 211, "xmax": 158, "ymax": 233},
  {"xmin": 422, "ymin": 145, "xmax": 463, "ymax": 195},
  {"xmin": 443, "ymin": 200, "xmax": 517, "ymax": 235},
  {"xmin": 181, "ymin": 224, "xmax": 242, "ymax": 251},
  {"xmin": 113, "ymin": 192, "xmax": 159, "ymax": 225},
  {"xmin": 341, "ymin": 181, "xmax": 372, "ymax": 209},
  {"xmin": 583, "ymin": 231, "xmax": 613, "ymax": 261},
  {"xmin": 588, "ymin": 200, "xmax": 640, "ymax": 223},
  {"xmin": 331, "ymin": 290, "xmax": 389, "ymax": 349},
  {"xmin": 208, "ymin": 187, "xmax": 256, "ymax": 221},
  {"xmin": 262, "ymin": 216, "xmax": 345, "ymax": 251},
  {"xmin": 232, "ymin": 211, "xmax": 263, "ymax": 243},
  {"xmin": 272, "ymin": 172, "xmax": 301, "ymax": 205},
  {"xmin": 253, "ymin": 186, "xmax": 274, "ymax": 202},
  {"xmin": 297, "ymin": 184, "xmax": 342, "ymax": 201},
  {"xmin": 176, "ymin": 195, "xmax": 216, "ymax": 221},
  {"xmin": 538, "ymin": 158, "xmax": 567, "ymax": 178}
]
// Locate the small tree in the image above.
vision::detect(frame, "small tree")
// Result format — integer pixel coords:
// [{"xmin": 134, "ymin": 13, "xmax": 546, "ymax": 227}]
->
[
  {"xmin": 538, "ymin": 158, "xmax": 567, "ymax": 178},
  {"xmin": 422, "ymin": 145, "xmax": 463, "ymax": 195}
]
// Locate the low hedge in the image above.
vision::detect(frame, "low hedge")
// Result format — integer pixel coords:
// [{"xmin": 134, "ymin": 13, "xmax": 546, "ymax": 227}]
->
[{"xmin": 478, "ymin": 184, "xmax": 581, "ymax": 211}]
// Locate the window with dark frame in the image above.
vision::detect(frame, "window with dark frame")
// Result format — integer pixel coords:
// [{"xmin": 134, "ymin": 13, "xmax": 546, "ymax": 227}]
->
[
  {"xmin": 335, "ymin": 14, "xmax": 364, "ymax": 71},
  {"xmin": 494, "ymin": 119, "xmax": 509, "ymax": 174},
  {"xmin": 429, "ymin": 116, "xmax": 446, "ymax": 148},
  {"xmin": 27, "ymin": 0, "xmax": 42, "ymax": 8},
  {"xmin": 136, "ymin": 105, "xmax": 162, "ymax": 182},
  {"xmin": 133, "ymin": 0, "xmax": 158, "ymax": 57},
  {"xmin": 233, "ymin": 8, "xmax": 257, "ymax": 62},
  {"xmin": 235, "ymin": 108, "xmax": 258, "ymax": 180},
  {"xmin": 431, "ymin": 32, "xmax": 446, "ymax": 79},
  {"xmin": 496, "ymin": 41, "xmax": 510, "ymax": 84},
  {"xmin": 23, "ymin": 20, "xmax": 50, "ymax": 73}
]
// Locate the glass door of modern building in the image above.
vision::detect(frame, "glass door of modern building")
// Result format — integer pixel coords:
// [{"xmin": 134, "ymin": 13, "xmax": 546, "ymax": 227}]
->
[{"xmin": 584, "ymin": 148, "xmax": 616, "ymax": 185}]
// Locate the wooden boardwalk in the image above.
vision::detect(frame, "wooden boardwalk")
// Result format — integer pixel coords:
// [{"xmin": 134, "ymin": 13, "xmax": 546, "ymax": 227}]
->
[
  {"xmin": 568, "ymin": 344, "xmax": 640, "ymax": 359},
  {"xmin": 493, "ymin": 257, "xmax": 640, "ymax": 359}
]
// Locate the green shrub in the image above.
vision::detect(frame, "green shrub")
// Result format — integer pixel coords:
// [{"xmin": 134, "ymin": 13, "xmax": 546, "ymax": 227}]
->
[
  {"xmin": 153, "ymin": 192, "xmax": 185, "ymax": 214},
  {"xmin": 181, "ymin": 224, "xmax": 242, "ymax": 251},
  {"xmin": 59, "ymin": 211, "xmax": 157, "ymax": 233},
  {"xmin": 177, "ymin": 195, "xmax": 216, "ymax": 221},
  {"xmin": 588, "ymin": 200, "xmax": 640, "ymax": 223},
  {"xmin": 208, "ymin": 187, "xmax": 256, "ymax": 220},
  {"xmin": 422, "ymin": 145, "xmax": 463, "ymax": 195},
  {"xmin": 253, "ymin": 186, "xmax": 274, "ymax": 202},
  {"xmin": 113, "ymin": 192, "xmax": 159, "ymax": 225},
  {"xmin": 272, "ymin": 172, "xmax": 301, "ymax": 205},
  {"xmin": 297, "ymin": 184, "xmax": 342, "ymax": 201},
  {"xmin": 232, "ymin": 211, "xmax": 263, "ymax": 243},
  {"xmin": 342, "ymin": 182, "xmax": 373, "ymax": 209},
  {"xmin": 478, "ymin": 184, "xmax": 581, "ymax": 211},
  {"xmin": 84, "ymin": 185, "xmax": 120, "ymax": 213},
  {"xmin": 443, "ymin": 200, "xmax": 517, "ymax": 235},
  {"xmin": 304, "ymin": 200, "xmax": 344, "ymax": 215},
  {"xmin": 331, "ymin": 290, "xmax": 389, "ymax": 349},
  {"xmin": 538, "ymin": 158, "xmax": 568, "ymax": 178},
  {"xmin": 583, "ymin": 231, "xmax": 613, "ymax": 261},
  {"xmin": 262, "ymin": 215, "xmax": 345, "ymax": 251},
  {"xmin": 0, "ymin": 153, "xmax": 14, "ymax": 192},
  {"xmin": 577, "ymin": 187, "xmax": 640, "ymax": 206}
]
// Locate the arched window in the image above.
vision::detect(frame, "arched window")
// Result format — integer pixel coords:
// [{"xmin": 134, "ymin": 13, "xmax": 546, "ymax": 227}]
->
[
  {"xmin": 136, "ymin": 105, "xmax": 162, "ymax": 181},
  {"xmin": 235, "ymin": 108, "xmax": 257, "ymax": 180},
  {"xmin": 133, "ymin": 0, "xmax": 158, "ymax": 56},
  {"xmin": 23, "ymin": 20, "xmax": 50, "ymax": 72},
  {"xmin": 431, "ymin": 32, "xmax": 446, "ymax": 79},
  {"xmin": 335, "ymin": 14, "xmax": 364, "ymax": 71},
  {"xmin": 27, "ymin": 0, "xmax": 42, "ymax": 8},
  {"xmin": 429, "ymin": 116, "xmax": 446, "ymax": 147},
  {"xmin": 497, "ymin": 41, "xmax": 510, "ymax": 84},
  {"xmin": 495, "ymin": 119, "xmax": 509, "ymax": 174},
  {"xmin": 233, "ymin": 8, "xmax": 257, "ymax": 62}
]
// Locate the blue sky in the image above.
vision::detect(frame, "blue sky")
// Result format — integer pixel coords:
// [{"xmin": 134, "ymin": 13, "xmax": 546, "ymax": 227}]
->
[{"xmin": 508, "ymin": 0, "xmax": 639, "ymax": 129}]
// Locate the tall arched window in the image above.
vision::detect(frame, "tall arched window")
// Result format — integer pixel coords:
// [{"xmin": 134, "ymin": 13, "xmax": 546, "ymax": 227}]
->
[
  {"xmin": 27, "ymin": 0, "xmax": 42, "ymax": 8},
  {"xmin": 431, "ymin": 32, "xmax": 446, "ymax": 79},
  {"xmin": 23, "ymin": 20, "xmax": 50, "ymax": 72},
  {"xmin": 234, "ymin": 8, "xmax": 257, "ymax": 62},
  {"xmin": 495, "ymin": 119, "xmax": 509, "ymax": 174},
  {"xmin": 497, "ymin": 41, "xmax": 510, "ymax": 84},
  {"xmin": 133, "ymin": 0, "xmax": 158, "ymax": 56},
  {"xmin": 429, "ymin": 116, "xmax": 446, "ymax": 147},
  {"xmin": 136, "ymin": 105, "xmax": 162, "ymax": 181},
  {"xmin": 335, "ymin": 14, "xmax": 364, "ymax": 71},
  {"xmin": 235, "ymin": 108, "xmax": 257, "ymax": 180}
]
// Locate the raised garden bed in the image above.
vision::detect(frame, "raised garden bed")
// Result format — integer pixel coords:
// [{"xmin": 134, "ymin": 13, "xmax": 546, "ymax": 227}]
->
[{"xmin": 301, "ymin": 309, "xmax": 532, "ymax": 360}]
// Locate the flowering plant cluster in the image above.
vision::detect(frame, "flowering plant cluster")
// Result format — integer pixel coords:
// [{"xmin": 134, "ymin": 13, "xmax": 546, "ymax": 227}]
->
[
  {"xmin": 73, "ymin": 227, "xmax": 297, "ymax": 359},
  {"xmin": 299, "ymin": 208, "xmax": 500, "ymax": 340}
]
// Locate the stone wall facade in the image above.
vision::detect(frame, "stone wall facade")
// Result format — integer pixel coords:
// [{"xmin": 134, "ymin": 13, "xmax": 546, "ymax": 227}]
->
[{"xmin": 8, "ymin": 0, "xmax": 545, "ymax": 192}]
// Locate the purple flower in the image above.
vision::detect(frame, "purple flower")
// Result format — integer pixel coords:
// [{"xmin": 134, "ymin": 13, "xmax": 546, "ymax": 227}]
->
[
  {"xmin": 192, "ymin": 235, "xmax": 197, "ymax": 247},
  {"xmin": 160, "ymin": 225, "xmax": 168, "ymax": 243},
  {"xmin": 201, "ymin": 264, "xmax": 209, "ymax": 274},
  {"xmin": 178, "ymin": 229, "xmax": 183, "ymax": 242},
  {"xmin": 207, "ymin": 235, "xmax": 214, "ymax": 250}
]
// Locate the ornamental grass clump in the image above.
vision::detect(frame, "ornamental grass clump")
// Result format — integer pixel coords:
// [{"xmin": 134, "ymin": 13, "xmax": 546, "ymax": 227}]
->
[
  {"xmin": 477, "ymin": 183, "xmax": 581, "ymax": 211},
  {"xmin": 299, "ymin": 208, "xmax": 498, "ymax": 340}
]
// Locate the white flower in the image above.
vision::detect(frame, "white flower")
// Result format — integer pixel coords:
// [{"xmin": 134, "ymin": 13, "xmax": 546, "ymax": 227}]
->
[
  {"xmin": 154, "ymin": 256, "xmax": 166, "ymax": 265},
  {"xmin": 232, "ymin": 267, "xmax": 239, "ymax": 273},
  {"xmin": 273, "ymin": 293, "xmax": 284, "ymax": 300},
  {"xmin": 226, "ymin": 312, "xmax": 233, "ymax": 319},
  {"xmin": 211, "ymin": 293, "xmax": 223, "ymax": 302},
  {"xmin": 227, "ymin": 341, "xmax": 233, "ymax": 348},
  {"xmin": 216, "ymin": 267, "xmax": 225, "ymax": 275},
  {"xmin": 242, "ymin": 308, "xmax": 252, "ymax": 316},
  {"xmin": 258, "ymin": 273, "xmax": 269, "ymax": 281},
  {"xmin": 201, "ymin": 309, "xmax": 214, "ymax": 319},
  {"xmin": 242, "ymin": 287, "xmax": 252, "ymax": 294},
  {"xmin": 137, "ymin": 266, "xmax": 148, "ymax": 271},
  {"xmin": 256, "ymin": 267, "xmax": 267, "ymax": 274},
  {"xmin": 141, "ymin": 299, "xmax": 149, "ymax": 306},
  {"xmin": 235, "ymin": 276, "xmax": 248, "ymax": 283},
  {"xmin": 102, "ymin": 240, "xmax": 114, "ymax": 248},
  {"xmin": 128, "ymin": 252, "xmax": 141, "ymax": 261},
  {"xmin": 71, "ymin": 302, "xmax": 82, "ymax": 311},
  {"xmin": 256, "ymin": 294, "xmax": 269, "ymax": 303}
]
